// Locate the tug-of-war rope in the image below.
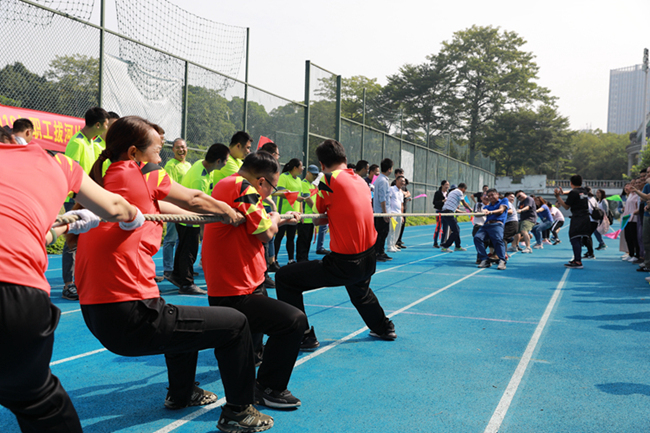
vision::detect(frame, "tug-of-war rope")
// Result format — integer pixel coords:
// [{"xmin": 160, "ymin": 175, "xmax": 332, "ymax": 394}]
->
[{"xmin": 53, "ymin": 212, "xmax": 490, "ymax": 227}]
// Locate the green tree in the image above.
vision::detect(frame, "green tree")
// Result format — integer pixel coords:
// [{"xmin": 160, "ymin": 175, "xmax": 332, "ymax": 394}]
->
[
  {"xmin": 0, "ymin": 62, "xmax": 52, "ymax": 110},
  {"xmin": 186, "ymin": 85, "xmax": 236, "ymax": 147},
  {"xmin": 45, "ymin": 54, "xmax": 98, "ymax": 117},
  {"xmin": 570, "ymin": 130, "xmax": 628, "ymax": 180},
  {"xmin": 437, "ymin": 25, "xmax": 552, "ymax": 162}
]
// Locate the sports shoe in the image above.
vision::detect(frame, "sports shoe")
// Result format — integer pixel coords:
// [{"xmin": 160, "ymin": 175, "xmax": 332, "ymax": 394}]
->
[
  {"xmin": 316, "ymin": 249, "xmax": 331, "ymax": 255},
  {"xmin": 369, "ymin": 320, "xmax": 397, "ymax": 340},
  {"xmin": 179, "ymin": 284, "xmax": 207, "ymax": 295},
  {"xmin": 552, "ymin": 239, "xmax": 561, "ymax": 245},
  {"xmin": 645, "ymin": 276, "xmax": 650, "ymax": 282},
  {"xmin": 396, "ymin": 242, "xmax": 407, "ymax": 249},
  {"xmin": 637, "ymin": 266, "xmax": 650, "ymax": 272},
  {"xmin": 521, "ymin": 247, "xmax": 533, "ymax": 254},
  {"xmin": 165, "ymin": 273, "xmax": 183, "ymax": 288},
  {"xmin": 255, "ymin": 384, "xmax": 301, "ymax": 409},
  {"xmin": 387, "ymin": 247, "xmax": 400, "ymax": 252},
  {"xmin": 582, "ymin": 253, "xmax": 595, "ymax": 259},
  {"xmin": 595, "ymin": 244, "xmax": 607, "ymax": 250},
  {"xmin": 477, "ymin": 260, "xmax": 491, "ymax": 268},
  {"xmin": 268, "ymin": 262, "xmax": 281, "ymax": 273},
  {"xmin": 379, "ymin": 253, "xmax": 393, "ymax": 261},
  {"xmin": 628, "ymin": 257, "xmax": 640, "ymax": 263},
  {"xmin": 300, "ymin": 326, "xmax": 319, "ymax": 351},
  {"xmin": 287, "ymin": 259, "xmax": 296, "ymax": 265},
  {"xmin": 165, "ymin": 383, "xmax": 218, "ymax": 410},
  {"xmin": 454, "ymin": 247, "xmax": 467, "ymax": 252},
  {"xmin": 432, "ymin": 244, "xmax": 440, "ymax": 248},
  {"xmin": 154, "ymin": 275, "xmax": 165, "ymax": 282},
  {"xmin": 264, "ymin": 274, "xmax": 275, "ymax": 288},
  {"xmin": 376, "ymin": 255, "xmax": 389, "ymax": 262},
  {"xmin": 542, "ymin": 239, "xmax": 552, "ymax": 245},
  {"xmin": 533, "ymin": 244, "xmax": 543, "ymax": 249},
  {"xmin": 497, "ymin": 260, "xmax": 507, "ymax": 270},
  {"xmin": 440, "ymin": 247, "xmax": 453, "ymax": 253},
  {"xmin": 506, "ymin": 246, "xmax": 518, "ymax": 252},
  {"xmin": 217, "ymin": 404, "xmax": 273, "ymax": 433},
  {"xmin": 62, "ymin": 283, "xmax": 79, "ymax": 301},
  {"xmin": 564, "ymin": 260, "xmax": 583, "ymax": 269},
  {"xmin": 621, "ymin": 254, "xmax": 630, "ymax": 260}
]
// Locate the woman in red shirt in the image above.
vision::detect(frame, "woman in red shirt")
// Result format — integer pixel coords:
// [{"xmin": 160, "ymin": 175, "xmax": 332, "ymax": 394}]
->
[{"xmin": 75, "ymin": 117, "xmax": 273, "ymax": 432}]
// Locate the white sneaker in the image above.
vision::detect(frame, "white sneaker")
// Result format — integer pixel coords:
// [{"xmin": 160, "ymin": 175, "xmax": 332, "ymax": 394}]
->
[
  {"xmin": 621, "ymin": 254, "xmax": 630, "ymax": 260},
  {"xmin": 645, "ymin": 276, "xmax": 650, "ymax": 282},
  {"xmin": 387, "ymin": 247, "xmax": 400, "ymax": 253},
  {"xmin": 477, "ymin": 260, "xmax": 491, "ymax": 268},
  {"xmin": 522, "ymin": 247, "xmax": 533, "ymax": 253},
  {"xmin": 507, "ymin": 246, "xmax": 518, "ymax": 252},
  {"xmin": 454, "ymin": 247, "xmax": 467, "ymax": 252},
  {"xmin": 497, "ymin": 260, "xmax": 507, "ymax": 270},
  {"xmin": 542, "ymin": 239, "xmax": 552, "ymax": 245},
  {"xmin": 629, "ymin": 257, "xmax": 640, "ymax": 263},
  {"xmin": 533, "ymin": 244, "xmax": 543, "ymax": 249}
]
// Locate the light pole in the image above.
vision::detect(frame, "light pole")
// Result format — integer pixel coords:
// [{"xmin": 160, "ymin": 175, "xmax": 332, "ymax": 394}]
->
[{"xmin": 642, "ymin": 48, "xmax": 649, "ymax": 153}]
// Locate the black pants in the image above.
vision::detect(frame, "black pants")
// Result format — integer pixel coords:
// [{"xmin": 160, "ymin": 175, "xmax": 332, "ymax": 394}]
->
[
  {"xmin": 625, "ymin": 221, "xmax": 640, "ymax": 258},
  {"xmin": 441, "ymin": 211, "xmax": 461, "ymax": 248},
  {"xmin": 173, "ymin": 223, "xmax": 200, "ymax": 286},
  {"xmin": 275, "ymin": 246, "xmax": 392, "ymax": 335},
  {"xmin": 0, "ymin": 284, "xmax": 82, "ymax": 433},
  {"xmin": 296, "ymin": 222, "xmax": 314, "ymax": 262},
  {"xmin": 374, "ymin": 217, "xmax": 390, "ymax": 256},
  {"xmin": 397, "ymin": 217, "xmax": 406, "ymax": 243},
  {"xmin": 209, "ymin": 286, "xmax": 306, "ymax": 391},
  {"xmin": 433, "ymin": 213, "xmax": 444, "ymax": 245},
  {"xmin": 275, "ymin": 224, "xmax": 297, "ymax": 261},
  {"xmin": 583, "ymin": 221, "xmax": 599, "ymax": 255},
  {"xmin": 551, "ymin": 220, "xmax": 564, "ymax": 240},
  {"xmin": 81, "ymin": 298, "xmax": 255, "ymax": 406}
]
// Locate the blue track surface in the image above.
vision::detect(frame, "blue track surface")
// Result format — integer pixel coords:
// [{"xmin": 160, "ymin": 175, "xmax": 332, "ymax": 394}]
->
[{"xmin": 2, "ymin": 222, "xmax": 650, "ymax": 432}]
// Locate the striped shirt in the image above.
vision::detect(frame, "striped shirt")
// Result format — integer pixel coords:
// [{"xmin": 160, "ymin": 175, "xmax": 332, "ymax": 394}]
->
[{"xmin": 442, "ymin": 189, "xmax": 464, "ymax": 212}]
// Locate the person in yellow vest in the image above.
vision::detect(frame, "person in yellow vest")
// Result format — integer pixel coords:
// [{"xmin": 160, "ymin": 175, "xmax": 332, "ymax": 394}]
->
[
  {"xmin": 61, "ymin": 106, "xmax": 109, "ymax": 301},
  {"xmin": 296, "ymin": 165, "xmax": 319, "ymax": 262},
  {"xmin": 162, "ymin": 138, "xmax": 192, "ymax": 279},
  {"xmin": 167, "ymin": 143, "xmax": 230, "ymax": 295},
  {"xmin": 92, "ymin": 111, "xmax": 120, "ymax": 159},
  {"xmin": 212, "ymin": 131, "xmax": 252, "ymax": 186},
  {"xmin": 274, "ymin": 158, "xmax": 306, "ymax": 265}
]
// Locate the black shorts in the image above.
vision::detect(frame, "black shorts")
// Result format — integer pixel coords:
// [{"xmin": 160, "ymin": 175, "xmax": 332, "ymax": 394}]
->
[{"xmin": 503, "ymin": 221, "xmax": 518, "ymax": 242}]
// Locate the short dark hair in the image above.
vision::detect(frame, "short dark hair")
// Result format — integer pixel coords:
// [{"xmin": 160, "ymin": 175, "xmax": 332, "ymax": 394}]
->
[
  {"xmin": 355, "ymin": 160, "xmax": 369, "ymax": 172},
  {"xmin": 107, "ymin": 111, "xmax": 120, "ymax": 120},
  {"xmin": 514, "ymin": 190, "xmax": 524, "ymax": 197},
  {"xmin": 230, "ymin": 131, "xmax": 252, "ymax": 147},
  {"xmin": 12, "ymin": 118, "xmax": 34, "ymax": 133},
  {"xmin": 394, "ymin": 168, "xmax": 404, "ymax": 176},
  {"xmin": 205, "ymin": 143, "xmax": 229, "ymax": 163},
  {"xmin": 380, "ymin": 158, "xmax": 393, "ymax": 173},
  {"xmin": 84, "ymin": 106, "xmax": 109, "ymax": 127},
  {"xmin": 458, "ymin": 183, "xmax": 467, "ymax": 189},
  {"xmin": 259, "ymin": 142, "xmax": 278, "ymax": 154},
  {"xmin": 395, "ymin": 175, "xmax": 405, "ymax": 182},
  {"xmin": 347, "ymin": 163, "xmax": 356, "ymax": 169},
  {"xmin": 504, "ymin": 191, "xmax": 515, "ymax": 197},
  {"xmin": 440, "ymin": 180, "xmax": 448, "ymax": 187},
  {"xmin": 316, "ymin": 139, "xmax": 347, "ymax": 168},
  {"xmin": 0, "ymin": 126, "xmax": 13, "ymax": 143},
  {"xmin": 486, "ymin": 188, "xmax": 498, "ymax": 195},
  {"xmin": 570, "ymin": 174, "xmax": 582, "ymax": 186},
  {"xmin": 241, "ymin": 150, "xmax": 280, "ymax": 178},
  {"xmin": 368, "ymin": 164, "xmax": 378, "ymax": 172}
]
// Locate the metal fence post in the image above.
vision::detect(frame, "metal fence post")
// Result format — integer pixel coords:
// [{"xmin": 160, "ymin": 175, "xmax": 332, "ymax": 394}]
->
[
  {"xmin": 303, "ymin": 61, "xmax": 311, "ymax": 168},
  {"xmin": 243, "ymin": 28, "xmax": 250, "ymax": 131},
  {"xmin": 335, "ymin": 75, "xmax": 342, "ymax": 142},
  {"xmin": 360, "ymin": 87, "xmax": 366, "ymax": 160},
  {"xmin": 98, "ymin": 0, "xmax": 105, "ymax": 107},
  {"xmin": 181, "ymin": 61, "xmax": 189, "ymax": 139}
]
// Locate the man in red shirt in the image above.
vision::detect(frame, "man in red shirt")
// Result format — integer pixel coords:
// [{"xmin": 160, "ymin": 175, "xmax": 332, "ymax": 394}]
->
[
  {"xmin": 275, "ymin": 139, "xmax": 396, "ymax": 350},
  {"xmin": 203, "ymin": 151, "xmax": 306, "ymax": 409}
]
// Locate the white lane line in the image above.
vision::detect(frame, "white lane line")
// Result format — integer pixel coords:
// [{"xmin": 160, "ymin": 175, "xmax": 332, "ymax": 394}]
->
[
  {"xmin": 483, "ymin": 268, "xmax": 570, "ymax": 433},
  {"xmin": 50, "ymin": 348, "xmax": 107, "ymax": 366},
  {"xmin": 61, "ymin": 309, "xmax": 81, "ymax": 315},
  {"xmin": 156, "ymin": 266, "xmax": 487, "ymax": 432}
]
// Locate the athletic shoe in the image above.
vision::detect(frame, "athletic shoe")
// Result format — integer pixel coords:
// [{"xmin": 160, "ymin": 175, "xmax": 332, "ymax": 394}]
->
[
  {"xmin": 582, "ymin": 253, "xmax": 595, "ymax": 260},
  {"xmin": 629, "ymin": 257, "xmax": 641, "ymax": 263},
  {"xmin": 564, "ymin": 260, "xmax": 583, "ymax": 269},
  {"xmin": 264, "ymin": 274, "xmax": 275, "ymax": 288},
  {"xmin": 179, "ymin": 284, "xmax": 207, "ymax": 295},
  {"xmin": 387, "ymin": 247, "xmax": 400, "ymax": 253},
  {"xmin": 497, "ymin": 260, "xmax": 507, "ymax": 270},
  {"xmin": 268, "ymin": 262, "xmax": 281, "ymax": 273},
  {"xmin": 595, "ymin": 244, "xmax": 607, "ymax": 250},
  {"xmin": 440, "ymin": 247, "xmax": 453, "ymax": 253},
  {"xmin": 506, "ymin": 246, "xmax": 518, "ymax": 252},
  {"xmin": 287, "ymin": 260, "xmax": 297, "ymax": 265},
  {"xmin": 62, "ymin": 283, "xmax": 79, "ymax": 301},
  {"xmin": 621, "ymin": 254, "xmax": 630, "ymax": 260},
  {"xmin": 376, "ymin": 255, "xmax": 389, "ymax": 262},
  {"xmin": 542, "ymin": 239, "xmax": 552, "ymax": 245},
  {"xmin": 432, "ymin": 244, "xmax": 440, "ymax": 248},
  {"xmin": 316, "ymin": 249, "xmax": 331, "ymax": 255},
  {"xmin": 533, "ymin": 244, "xmax": 543, "ymax": 249},
  {"xmin": 521, "ymin": 247, "xmax": 533, "ymax": 253},
  {"xmin": 379, "ymin": 253, "xmax": 393, "ymax": 261},
  {"xmin": 154, "ymin": 275, "xmax": 165, "ymax": 283},
  {"xmin": 165, "ymin": 273, "xmax": 183, "ymax": 288},
  {"xmin": 369, "ymin": 320, "xmax": 397, "ymax": 341},
  {"xmin": 163, "ymin": 270, "xmax": 173, "ymax": 279},
  {"xmin": 300, "ymin": 326, "xmax": 319, "ymax": 351},
  {"xmin": 552, "ymin": 239, "xmax": 561, "ymax": 245},
  {"xmin": 477, "ymin": 260, "xmax": 491, "ymax": 268},
  {"xmin": 165, "ymin": 383, "xmax": 218, "ymax": 410},
  {"xmin": 517, "ymin": 246, "xmax": 524, "ymax": 252},
  {"xmin": 193, "ymin": 271, "xmax": 199, "ymax": 276},
  {"xmin": 645, "ymin": 276, "xmax": 650, "ymax": 282},
  {"xmin": 454, "ymin": 247, "xmax": 467, "ymax": 252},
  {"xmin": 488, "ymin": 254, "xmax": 499, "ymax": 262},
  {"xmin": 255, "ymin": 384, "xmax": 301, "ymax": 409},
  {"xmin": 217, "ymin": 404, "xmax": 273, "ymax": 433},
  {"xmin": 475, "ymin": 258, "xmax": 482, "ymax": 264},
  {"xmin": 637, "ymin": 266, "xmax": 650, "ymax": 272},
  {"xmin": 396, "ymin": 241, "xmax": 407, "ymax": 249}
]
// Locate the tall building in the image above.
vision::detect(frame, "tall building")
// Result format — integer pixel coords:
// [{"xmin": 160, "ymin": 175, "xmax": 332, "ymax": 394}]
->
[{"xmin": 607, "ymin": 64, "xmax": 649, "ymax": 135}]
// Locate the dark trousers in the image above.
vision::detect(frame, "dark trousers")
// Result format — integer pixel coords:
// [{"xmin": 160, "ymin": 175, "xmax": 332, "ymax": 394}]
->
[
  {"xmin": 571, "ymin": 237, "xmax": 583, "ymax": 262},
  {"xmin": 61, "ymin": 201, "xmax": 75, "ymax": 284},
  {"xmin": 583, "ymin": 221, "xmax": 599, "ymax": 255},
  {"xmin": 275, "ymin": 246, "xmax": 391, "ymax": 335},
  {"xmin": 433, "ymin": 213, "xmax": 444, "ymax": 245},
  {"xmin": 397, "ymin": 217, "xmax": 406, "ymax": 243},
  {"xmin": 209, "ymin": 287, "xmax": 306, "ymax": 391},
  {"xmin": 551, "ymin": 220, "xmax": 564, "ymax": 240},
  {"xmin": 81, "ymin": 298, "xmax": 255, "ymax": 406},
  {"xmin": 474, "ymin": 223, "xmax": 506, "ymax": 261},
  {"xmin": 374, "ymin": 217, "xmax": 390, "ymax": 255},
  {"xmin": 441, "ymin": 211, "xmax": 461, "ymax": 248},
  {"xmin": 0, "ymin": 284, "xmax": 82, "ymax": 433},
  {"xmin": 625, "ymin": 221, "xmax": 640, "ymax": 258},
  {"xmin": 173, "ymin": 223, "xmax": 200, "ymax": 286},
  {"xmin": 296, "ymin": 222, "xmax": 314, "ymax": 262},
  {"xmin": 274, "ymin": 224, "xmax": 297, "ymax": 261}
]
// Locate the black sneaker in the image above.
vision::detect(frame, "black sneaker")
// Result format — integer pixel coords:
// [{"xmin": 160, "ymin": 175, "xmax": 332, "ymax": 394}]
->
[
  {"xmin": 583, "ymin": 253, "xmax": 595, "ymax": 259},
  {"xmin": 268, "ymin": 262, "xmax": 281, "ymax": 273},
  {"xmin": 637, "ymin": 266, "xmax": 650, "ymax": 272},
  {"xmin": 376, "ymin": 255, "xmax": 389, "ymax": 262},
  {"xmin": 154, "ymin": 275, "xmax": 165, "ymax": 283},
  {"xmin": 433, "ymin": 244, "xmax": 440, "ymax": 248},
  {"xmin": 564, "ymin": 260, "xmax": 583, "ymax": 269},
  {"xmin": 62, "ymin": 283, "xmax": 79, "ymax": 301},
  {"xmin": 287, "ymin": 259, "xmax": 296, "ymax": 265},
  {"xmin": 300, "ymin": 326, "xmax": 319, "ymax": 351},
  {"xmin": 396, "ymin": 242, "xmax": 407, "ymax": 249},
  {"xmin": 369, "ymin": 320, "xmax": 396, "ymax": 341},
  {"xmin": 377, "ymin": 253, "xmax": 393, "ymax": 261},
  {"xmin": 255, "ymin": 383, "xmax": 301, "ymax": 409},
  {"xmin": 552, "ymin": 239, "xmax": 561, "ymax": 245},
  {"xmin": 264, "ymin": 274, "xmax": 275, "ymax": 288},
  {"xmin": 165, "ymin": 273, "xmax": 183, "ymax": 288},
  {"xmin": 595, "ymin": 244, "xmax": 607, "ymax": 250},
  {"xmin": 179, "ymin": 284, "xmax": 207, "ymax": 295},
  {"xmin": 165, "ymin": 382, "xmax": 218, "ymax": 410},
  {"xmin": 218, "ymin": 404, "xmax": 273, "ymax": 433},
  {"xmin": 316, "ymin": 249, "xmax": 330, "ymax": 255}
]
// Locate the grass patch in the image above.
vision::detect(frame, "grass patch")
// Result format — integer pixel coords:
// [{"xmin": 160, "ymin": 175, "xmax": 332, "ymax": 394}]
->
[{"xmin": 405, "ymin": 215, "xmax": 471, "ymax": 227}]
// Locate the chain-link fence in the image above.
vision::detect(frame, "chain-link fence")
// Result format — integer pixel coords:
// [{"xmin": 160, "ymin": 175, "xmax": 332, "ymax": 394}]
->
[{"xmin": 0, "ymin": 0, "xmax": 495, "ymax": 208}]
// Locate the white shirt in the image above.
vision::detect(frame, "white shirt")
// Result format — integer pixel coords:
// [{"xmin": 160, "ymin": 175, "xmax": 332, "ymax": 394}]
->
[
  {"xmin": 388, "ymin": 185, "xmax": 404, "ymax": 213},
  {"xmin": 550, "ymin": 205, "xmax": 564, "ymax": 222},
  {"xmin": 14, "ymin": 136, "xmax": 28, "ymax": 145},
  {"xmin": 442, "ymin": 189, "xmax": 464, "ymax": 212}
]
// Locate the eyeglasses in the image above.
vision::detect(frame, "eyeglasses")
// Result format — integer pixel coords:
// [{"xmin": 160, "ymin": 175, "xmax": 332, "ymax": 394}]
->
[{"xmin": 258, "ymin": 177, "xmax": 279, "ymax": 194}]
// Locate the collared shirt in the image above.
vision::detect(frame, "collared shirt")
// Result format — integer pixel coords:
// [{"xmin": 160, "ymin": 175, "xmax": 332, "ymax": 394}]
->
[
  {"xmin": 388, "ymin": 185, "xmax": 404, "ymax": 213},
  {"xmin": 372, "ymin": 173, "xmax": 390, "ymax": 213},
  {"xmin": 506, "ymin": 201, "xmax": 519, "ymax": 223},
  {"xmin": 212, "ymin": 154, "xmax": 243, "ymax": 186},
  {"xmin": 14, "ymin": 136, "xmax": 28, "ymax": 145},
  {"xmin": 65, "ymin": 131, "xmax": 95, "ymax": 174},
  {"xmin": 485, "ymin": 198, "xmax": 509, "ymax": 224},
  {"xmin": 164, "ymin": 158, "xmax": 192, "ymax": 184},
  {"xmin": 442, "ymin": 189, "xmax": 464, "ymax": 212}
]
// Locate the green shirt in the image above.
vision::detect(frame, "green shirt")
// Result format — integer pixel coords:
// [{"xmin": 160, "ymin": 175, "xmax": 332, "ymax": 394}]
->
[
  {"xmin": 301, "ymin": 178, "xmax": 317, "ymax": 223},
  {"xmin": 181, "ymin": 160, "xmax": 214, "ymax": 227},
  {"xmin": 65, "ymin": 131, "xmax": 95, "ymax": 174},
  {"xmin": 164, "ymin": 158, "xmax": 192, "ymax": 184},
  {"xmin": 212, "ymin": 154, "xmax": 243, "ymax": 186},
  {"xmin": 277, "ymin": 172, "xmax": 302, "ymax": 214},
  {"xmin": 93, "ymin": 135, "xmax": 105, "ymax": 161}
]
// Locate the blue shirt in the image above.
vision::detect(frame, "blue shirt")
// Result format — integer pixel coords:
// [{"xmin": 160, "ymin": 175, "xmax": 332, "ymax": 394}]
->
[
  {"xmin": 485, "ymin": 198, "xmax": 509, "ymax": 224},
  {"xmin": 372, "ymin": 173, "xmax": 390, "ymax": 213},
  {"xmin": 537, "ymin": 204, "xmax": 553, "ymax": 223}
]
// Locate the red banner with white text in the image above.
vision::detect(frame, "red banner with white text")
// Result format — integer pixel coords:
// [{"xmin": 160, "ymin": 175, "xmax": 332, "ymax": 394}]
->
[{"xmin": 0, "ymin": 104, "xmax": 85, "ymax": 153}]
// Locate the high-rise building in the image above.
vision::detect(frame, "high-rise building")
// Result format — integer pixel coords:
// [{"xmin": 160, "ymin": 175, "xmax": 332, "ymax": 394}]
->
[{"xmin": 607, "ymin": 64, "xmax": 649, "ymax": 134}]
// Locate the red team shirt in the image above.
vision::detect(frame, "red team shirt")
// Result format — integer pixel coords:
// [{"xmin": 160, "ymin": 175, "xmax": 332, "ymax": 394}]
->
[
  {"xmin": 0, "ymin": 145, "xmax": 83, "ymax": 294},
  {"xmin": 203, "ymin": 174, "xmax": 272, "ymax": 297},
  {"xmin": 75, "ymin": 160, "xmax": 172, "ymax": 304},
  {"xmin": 316, "ymin": 168, "xmax": 377, "ymax": 255}
]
